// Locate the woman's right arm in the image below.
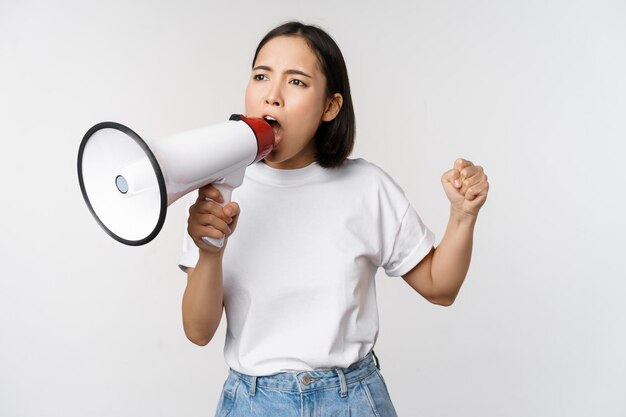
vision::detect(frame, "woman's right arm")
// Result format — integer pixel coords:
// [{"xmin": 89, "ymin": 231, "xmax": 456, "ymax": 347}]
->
[{"xmin": 182, "ymin": 184, "xmax": 240, "ymax": 346}]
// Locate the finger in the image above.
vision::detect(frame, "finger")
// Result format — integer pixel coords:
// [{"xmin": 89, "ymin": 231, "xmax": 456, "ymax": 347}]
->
[
  {"xmin": 222, "ymin": 202, "xmax": 240, "ymax": 218},
  {"xmin": 188, "ymin": 221, "xmax": 225, "ymax": 241},
  {"xmin": 459, "ymin": 167, "xmax": 486, "ymax": 192},
  {"xmin": 197, "ymin": 184, "xmax": 224, "ymax": 204},
  {"xmin": 193, "ymin": 199, "xmax": 231, "ymax": 220},
  {"xmin": 465, "ymin": 180, "xmax": 489, "ymax": 201},
  {"xmin": 189, "ymin": 210, "xmax": 230, "ymax": 237},
  {"xmin": 190, "ymin": 201, "xmax": 233, "ymax": 233},
  {"xmin": 190, "ymin": 224, "xmax": 226, "ymax": 243},
  {"xmin": 197, "ymin": 213, "xmax": 232, "ymax": 235}
]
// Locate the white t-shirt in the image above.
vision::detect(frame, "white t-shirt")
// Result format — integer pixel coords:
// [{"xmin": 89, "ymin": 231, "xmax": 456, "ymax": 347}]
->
[{"xmin": 179, "ymin": 158, "xmax": 435, "ymax": 376}]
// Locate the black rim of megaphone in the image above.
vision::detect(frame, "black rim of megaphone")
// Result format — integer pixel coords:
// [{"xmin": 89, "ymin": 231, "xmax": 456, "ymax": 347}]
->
[{"xmin": 77, "ymin": 121, "xmax": 167, "ymax": 246}]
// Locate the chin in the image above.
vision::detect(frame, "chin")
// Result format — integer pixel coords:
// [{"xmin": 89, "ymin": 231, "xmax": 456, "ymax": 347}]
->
[{"xmin": 261, "ymin": 151, "xmax": 283, "ymax": 165}]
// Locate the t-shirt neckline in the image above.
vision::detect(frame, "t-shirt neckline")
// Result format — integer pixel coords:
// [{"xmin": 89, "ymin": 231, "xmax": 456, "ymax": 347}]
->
[{"xmin": 247, "ymin": 161, "xmax": 326, "ymax": 186}]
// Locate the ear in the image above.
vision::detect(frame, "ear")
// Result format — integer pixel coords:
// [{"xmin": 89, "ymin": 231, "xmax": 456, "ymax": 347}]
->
[{"xmin": 322, "ymin": 93, "xmax": 343, "ymax": 122}]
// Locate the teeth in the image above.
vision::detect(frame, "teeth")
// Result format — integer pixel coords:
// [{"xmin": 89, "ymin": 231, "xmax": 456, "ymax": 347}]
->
[{"xmin": 264, "ymin": 115, "xmax": 276, "ymax": 122}]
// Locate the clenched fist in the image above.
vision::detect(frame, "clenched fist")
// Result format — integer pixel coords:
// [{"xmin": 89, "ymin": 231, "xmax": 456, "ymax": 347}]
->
[
  {"xmin": 441, "ymin": 158, "xmax": 489, "ymax": 218},
  {"xmin": 188, "ymin": 184, "xmax": 241, "ymax": 255}
]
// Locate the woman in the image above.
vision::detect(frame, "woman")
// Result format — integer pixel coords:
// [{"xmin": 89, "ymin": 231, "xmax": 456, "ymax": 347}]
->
[{"xmin": 180, "ymin": 21, "xmax": 489, "ymax": 416}]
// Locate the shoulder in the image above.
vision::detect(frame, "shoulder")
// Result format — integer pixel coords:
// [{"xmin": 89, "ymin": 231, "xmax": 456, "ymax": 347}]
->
[
  {"xmin": 336, "ymin": 158, "xmax": 404, "ymax": 192},
  {"xmin": 335, "ymin": 158, "xmax": 392, "ymax": 182}
]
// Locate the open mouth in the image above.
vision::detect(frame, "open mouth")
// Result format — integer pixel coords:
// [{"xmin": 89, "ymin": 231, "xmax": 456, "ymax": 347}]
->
[{"xmin": 263, "ymin": 115, "xmax": 282, "ymax": 144}]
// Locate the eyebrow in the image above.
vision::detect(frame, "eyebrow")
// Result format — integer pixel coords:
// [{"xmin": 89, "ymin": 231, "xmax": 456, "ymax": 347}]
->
[{"xmin": 253, "ymin": 65, "xmax": 313, "ymax": 78}]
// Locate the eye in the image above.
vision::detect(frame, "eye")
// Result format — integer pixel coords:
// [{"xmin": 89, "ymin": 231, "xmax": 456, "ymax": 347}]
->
[
  {"xmin": 254, "ymin": 74, "xmax": 268, "ymax": 81},
  {"xmin": 290, "ymin": 79, "xmax": 306, "ymax": 87}
]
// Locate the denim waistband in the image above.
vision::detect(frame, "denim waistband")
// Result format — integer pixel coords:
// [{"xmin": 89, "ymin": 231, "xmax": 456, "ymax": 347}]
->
[{"xmin": 229, "ymin": 351, "xmax": 380, "ymax": 394}]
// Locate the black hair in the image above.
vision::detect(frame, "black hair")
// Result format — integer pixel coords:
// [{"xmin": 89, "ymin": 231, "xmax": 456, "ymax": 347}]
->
[{"xmin": 252, "ymin": 21, "xmax": 355, "ymax": 168}]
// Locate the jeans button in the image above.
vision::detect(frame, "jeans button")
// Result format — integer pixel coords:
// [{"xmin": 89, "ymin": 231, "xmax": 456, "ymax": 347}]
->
[{"xmin": 301, "ymin": 376, "xmax": 311, "ymax": 385}]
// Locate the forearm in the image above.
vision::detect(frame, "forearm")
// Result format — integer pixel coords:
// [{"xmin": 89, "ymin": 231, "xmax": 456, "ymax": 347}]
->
[
  {"xmin": 430, "ymin": 208, "xmax": 477, "ymax": 303},
  {"xmin": 182, "ymin": 252, "xmax": 225, "ymax": 345}
]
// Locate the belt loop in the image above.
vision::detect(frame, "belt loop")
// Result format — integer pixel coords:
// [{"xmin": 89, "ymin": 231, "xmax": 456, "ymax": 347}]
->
[
  {"xmin": 372, "ymin": 350, "xmax": 381, "ymax": 370},
  {"xmin": 336, "ymin": 368, "xmax": 348, "ymax": 398},
  {"xmin": 250, "ymin": 376, "xmax": 257, "ymax": 397}
]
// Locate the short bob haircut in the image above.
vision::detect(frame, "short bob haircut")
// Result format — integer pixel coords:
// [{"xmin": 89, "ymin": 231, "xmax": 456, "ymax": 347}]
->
[{"xmin": 252, "ymin": 22, "xmax": 355, "ymax": 168}]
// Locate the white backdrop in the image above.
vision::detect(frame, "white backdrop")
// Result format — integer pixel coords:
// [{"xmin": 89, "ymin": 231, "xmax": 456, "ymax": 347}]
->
[{"xmin": 1, "ymin": 1, "xmax": 625, "ymax": 416}]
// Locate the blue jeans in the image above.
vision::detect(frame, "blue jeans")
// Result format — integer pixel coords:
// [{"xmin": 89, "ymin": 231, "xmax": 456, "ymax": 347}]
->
[{"xmin": 214, "ymin": 352, "xmax": 398, "ymax": 417}]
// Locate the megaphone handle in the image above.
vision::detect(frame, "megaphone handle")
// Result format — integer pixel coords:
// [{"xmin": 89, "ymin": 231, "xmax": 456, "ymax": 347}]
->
[
  {"xmin": 200, "ymin": 168, "xmax": 245, "ymax": 248},
  {"xmin": 200, "ymin": 183, "xmax": 233, "ymax": 248}
]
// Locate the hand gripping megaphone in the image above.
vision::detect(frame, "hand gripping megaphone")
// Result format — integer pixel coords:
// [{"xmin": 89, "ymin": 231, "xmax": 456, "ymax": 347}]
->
[{"xmin": 77, "ymin": 114, "xmax": 274, "ymax": 247}]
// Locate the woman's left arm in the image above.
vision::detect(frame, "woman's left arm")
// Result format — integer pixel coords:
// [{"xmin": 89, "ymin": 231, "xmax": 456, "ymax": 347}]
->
[{"xmin": 402, "ymin": 158, "xmax": 489, "ymax": 306}]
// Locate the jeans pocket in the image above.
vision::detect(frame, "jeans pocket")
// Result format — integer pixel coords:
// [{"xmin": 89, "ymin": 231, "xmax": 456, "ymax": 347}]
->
[
  {"xmin": 215, "ymin": 374, "xmax": 240, "ymax": 417},
  {"xmin": 359, "ymin": 371, "xmax": 398, "ymax": 417},
  {"xmin": 375, "ymin": 369, "xmax": 390, "ymax": 392}
]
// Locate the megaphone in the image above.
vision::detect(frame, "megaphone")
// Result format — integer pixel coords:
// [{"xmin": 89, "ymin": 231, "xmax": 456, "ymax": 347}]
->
[{"xmin": 77, "ymin": 114, "xmax": 274, "ymax": 247}]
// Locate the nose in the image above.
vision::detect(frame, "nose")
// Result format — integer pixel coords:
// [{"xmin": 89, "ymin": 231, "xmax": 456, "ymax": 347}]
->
[{"xmin": 265, "ymin": 83, "xmax": 283, "ymax": 107}]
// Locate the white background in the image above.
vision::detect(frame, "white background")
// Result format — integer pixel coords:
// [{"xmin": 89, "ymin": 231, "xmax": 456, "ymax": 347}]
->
[{"xmin": 1, "ymin": 1, "xmax": 625, "ymax": 416}]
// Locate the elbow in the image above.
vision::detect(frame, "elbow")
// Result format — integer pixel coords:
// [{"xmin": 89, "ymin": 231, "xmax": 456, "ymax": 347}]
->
[
  {"xmin": 431, "ymin": 297, "xmax": 455, "ymax": 307},
  {"xmin": 182, "ymin": 310, "xmax": 222, "ymax": 346},
  {"xmin": 428, "ymin": 291, "xmax": 458, "ymax": 307},
  {"xmin": 183, "ymin": 326, "xmax": 215, "ymax": 346},
  {"xmin": 186, "ymin": 331, "xmax": 212, "ymax": 346}
]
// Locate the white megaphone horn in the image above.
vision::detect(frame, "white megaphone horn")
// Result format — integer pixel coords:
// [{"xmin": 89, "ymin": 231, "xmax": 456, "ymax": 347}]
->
[{"xmin": 77, "ymin": 114, "xmax": 274, "ymax": 246}]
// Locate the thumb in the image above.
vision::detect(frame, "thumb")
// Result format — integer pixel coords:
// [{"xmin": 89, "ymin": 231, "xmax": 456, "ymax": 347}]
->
[
  {"xmin": 441, "ymin": 168, "xmax": 462, "ymax": 189},
  {"xmin": 454, "ymin": 158, "xmax": 474, "ymax": 188}
]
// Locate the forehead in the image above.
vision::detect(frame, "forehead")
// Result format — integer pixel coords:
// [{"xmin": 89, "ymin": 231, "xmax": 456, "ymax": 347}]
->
[{"xmin": 254, "ymin": 35, "xmax": 322, "ymax": 73}]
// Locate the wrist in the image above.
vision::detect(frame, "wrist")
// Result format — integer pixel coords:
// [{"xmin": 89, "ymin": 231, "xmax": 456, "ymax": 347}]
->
[
  {"xmin": 449, "ymin": 206, "xmax": 478, "ymax": 227},
  {"xmin": 198, "ymin": 248, "xmax": 224, "ymax": 263}
]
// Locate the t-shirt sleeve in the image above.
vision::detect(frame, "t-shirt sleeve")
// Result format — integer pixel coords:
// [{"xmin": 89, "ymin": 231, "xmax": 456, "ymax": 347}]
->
[
  {"xmin": 375, "ymin": 168, "xmax": 435, "ymax": 277},
  {"xmin": 178, "ymin": 192, "xmax": 200, "ymax": 273},
  {"xmin": 382, "ymin": 204, "xmax": 435, "ymax": 277}
]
